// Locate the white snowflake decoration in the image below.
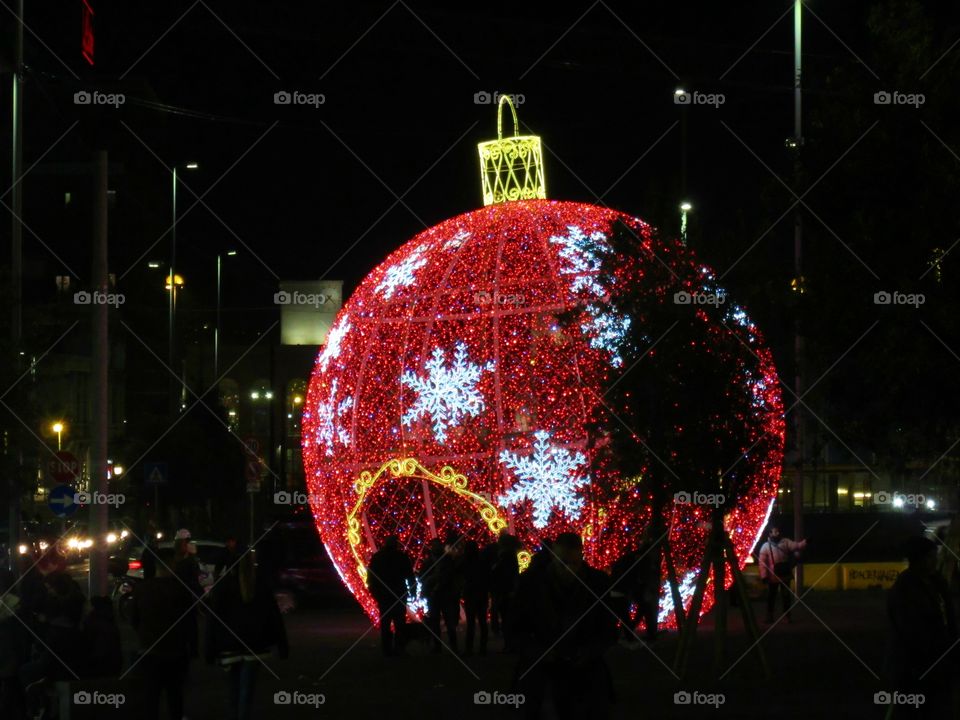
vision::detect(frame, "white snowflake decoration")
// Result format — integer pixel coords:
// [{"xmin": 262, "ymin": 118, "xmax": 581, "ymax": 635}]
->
[
  {"xmin": 443, "ymin": 230, "xmax": 471, "ymax": 251},
  {"xmin": 550, "ymin": 226, "xmax": 608, "ymax": 297},
  {"xmin": 401, "ymin": 342, "xmax": 493, "ymax": 443},
  {"xmin": 319, "ymin": 317, "xmax": 351, "ymax": 371},
  {"xmin": 375, "ymin": 245, "xmax": 428, "ymax": 299},
  {"xmin": 581, "ymin": 305, "xmax": 631, "ymax": 368},
  {"xmin": 316, "ymin": 379, "xmax": 353, "ymax": 456},
  {"xmin": 550, "ymin": 225, "xmax": 632, "ymax": 367},
  {"xmin": 499, "ymin": 430, "xmax": 591, "ymax": 529}
]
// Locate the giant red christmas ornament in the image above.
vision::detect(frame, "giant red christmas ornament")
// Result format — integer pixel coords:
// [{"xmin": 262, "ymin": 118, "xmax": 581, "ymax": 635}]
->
[{"xmin": 302, "ymin": 98, "xmax": 784, "ymax": 624}]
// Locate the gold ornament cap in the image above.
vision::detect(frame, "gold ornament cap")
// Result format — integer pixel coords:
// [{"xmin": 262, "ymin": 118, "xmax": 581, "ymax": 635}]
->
[{"xmin": 477, "ymin": 94, "xmax": 546, "ymax": 206}]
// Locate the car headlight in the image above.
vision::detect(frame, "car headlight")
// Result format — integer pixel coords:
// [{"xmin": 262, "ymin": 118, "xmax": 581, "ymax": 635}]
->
[
  {"xmin": 120, "ymin": 530, "xmax": 129, "ymax": 539},
  {"xmin": 81, "ymin": 538, "xmax": 93, "ymax": 549},
  {"xmin": 38, "ymin": 541, "xmax": 49, "ymax": 551},
  {"xmin": 106, "ymin": 533, "xmax": 117, "ymax": 544},
  {"xmin": 67, "ymin": 538, "xmax": 79, "ymax": 549},
  {"xmin": 17, "ymin": 544, "xmax": 28, "ymax": 555}
]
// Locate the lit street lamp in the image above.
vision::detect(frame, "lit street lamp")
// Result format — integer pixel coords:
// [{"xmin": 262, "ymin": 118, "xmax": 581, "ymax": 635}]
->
[
  {"xmin": 51, "ymin": 421, "xmax": 64, "ymax": 450},
  {"xmin": 679, "ymin": 201, "xmax": 692, "ymax": 245}
]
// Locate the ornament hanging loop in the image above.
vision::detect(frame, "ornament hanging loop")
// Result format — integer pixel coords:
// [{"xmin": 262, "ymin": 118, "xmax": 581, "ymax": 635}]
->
[{"xmin": 497, "ymin": 93, "xmax": 520, "ymax": 140}]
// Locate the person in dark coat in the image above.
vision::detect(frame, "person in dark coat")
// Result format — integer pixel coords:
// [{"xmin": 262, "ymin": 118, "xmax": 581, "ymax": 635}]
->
[
  {"xmin": 888, "ymin": 536, "xmax": 958, "ymax": 718},
  {"xmin": 462, "ymin": 540, "xmax": 491, "ymax": 655},
  {"xmin": 419, "ymin": 538, "xmax": 445, "ymax": 651},
  {"xmin": 173, "ymin": 537, "xmax": 202, "ymax": 658},
  {"xmin": 367, "ymin": 536, "xmax": 415, "ymax": 656},
  {"xmin": 130, "ymin": 551, "xmax": 193, "ymax": 720},
  {"xmin": 511, "ymin": 533, "xmax": 618, "ymax": 720},
  {"xmin": 490, "ymin": 533, "xmax": 520, "ymax": 647},
  {"xmin": 0, "ymin": 569, "xmax": 29, "ymax": 719},
  {"xmin": 82, "ymin": 596, "xmax": 122, "ymax": 677},
  {"xmin": 610, "ymin": 534, "xmax": 659, "ymax": 643},
  {"xmin": 420, "ymin": 535, "xmax": 464, "ymax": 653},
  {"xmin": 206, "ymin": 551, "xmax": 288, "ymax": 720}
]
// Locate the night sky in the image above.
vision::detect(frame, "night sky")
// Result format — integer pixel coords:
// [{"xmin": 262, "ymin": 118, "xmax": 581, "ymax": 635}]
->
[{"xmin": 3, "ymin": 1, "xmax": 960, "ymax": 400}]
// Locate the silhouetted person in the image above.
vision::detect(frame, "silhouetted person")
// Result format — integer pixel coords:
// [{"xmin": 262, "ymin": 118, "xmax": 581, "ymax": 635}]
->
[
  {"xmin": 462, "ymin": 540, "xmax": 490, "ymax": 655},
  {"xmin": 367, "ymin": 536, "xmax": 414, "ymax": 656},
  {"xmin": 83, "ymin": 596, "xmax": 122, "ymax": 677},
  {"xmin": 215, "ymin": 536, "xmax": 241, "ymax": 580},
  {"xmin": 511, "ymin": 533, "xmax": 618, "ymax": 719},
  {"xmin": 888, "ymin": 536, "xmax": 957, "ymax": 718},
  {"xmin": 0, "ymin": 568, "xmax": 29, "ymax": 719},
  {"xmin": 19, "ymin": 567, "xmax": 85, "ymax": 685},
  {"xmin": 419, "ymin": 539, "xmax": 446, "ymax": 652},
  {"xmin": 610, "ymin": 534, "xmax": 660, "ymax": 643},
  {"xmin": 490, "ymin": 533, "xmax": 520, "ymax": 648},
  {"xmin": 131, "ymin": 553, "xmax": 193, "ymax": 720},
  {"xmin": 206, "ymin": 552, "xmax": 288, "ymax": 720},
  {"xmin": 758, "ymin": 525, "xmax": 807, "ymax": 623},
  {"xmin": 421, "ymin": 536, "xmax": 463, "ymax": 653},
  {"xmin": 141, "ymin": 535, "xmax": 160, "ymax": 580},
  {"xmin": 173, "ymin": 536, "xmax": 202, "ymax": 658}
]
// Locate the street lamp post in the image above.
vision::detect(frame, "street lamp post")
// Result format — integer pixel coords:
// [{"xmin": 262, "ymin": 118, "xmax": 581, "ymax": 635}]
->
[
  {"xmin": 791, "ymin": 0, "xmax": 805, "ymax": 590},
  {"xmin": 215, "ymin": 250, "xmax": 237, "ymax": 380},
  {"xmin": 169, "ymin": 162, "xmax": 198, "ymax": 417}
]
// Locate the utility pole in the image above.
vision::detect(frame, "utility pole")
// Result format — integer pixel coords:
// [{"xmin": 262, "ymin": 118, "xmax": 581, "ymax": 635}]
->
[
  {"xmin": 791, "ymin": 0, "xmax": 805, "ymax": 590},
  {"xmin": 89, "ymin": 150, "xmax": 109, "ymax": 598},
  {"xmin": 7, "ymin": 0, "xmax": 24, "ymax": 572}
]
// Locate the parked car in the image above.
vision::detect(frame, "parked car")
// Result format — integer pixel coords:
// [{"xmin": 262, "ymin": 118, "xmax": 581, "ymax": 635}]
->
[{"xmin": 125, "ymin": 539, "xmax": 226, "ymax": 592}]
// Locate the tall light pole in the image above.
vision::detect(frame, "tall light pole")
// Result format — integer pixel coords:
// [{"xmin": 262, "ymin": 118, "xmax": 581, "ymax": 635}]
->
[
  {"xmin": 8, "ymin": 0, "xmax": 24, "ymax": 574},
  {"xmin": 169, "ymin": 163, "xmax": 197, "ymax": 417},
  {"xmin": 215, "ymin": 250, "xmax": 237, "ymax": 380},
  {"xmin": 790, "ymin": 0, "xmax": 805, "ymax": 589}
]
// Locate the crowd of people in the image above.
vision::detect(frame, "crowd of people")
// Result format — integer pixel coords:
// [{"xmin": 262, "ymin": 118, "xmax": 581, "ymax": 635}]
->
[
  {"xmin": 367, "ymin": 530, "xmax": 655, "ymax": 717},
  {"xmin": 2, "ymin": 520, "xmax": 958, "ymax": 718},
  {"xmin": 0, "ymin": 530, "xmax": 287, "ymax": 720}
]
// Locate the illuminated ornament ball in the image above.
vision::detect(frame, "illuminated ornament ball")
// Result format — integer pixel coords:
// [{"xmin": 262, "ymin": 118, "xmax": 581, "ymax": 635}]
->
[{"xmin": 302, "ymin": 98, "xmax": 784, "ymax": 624}]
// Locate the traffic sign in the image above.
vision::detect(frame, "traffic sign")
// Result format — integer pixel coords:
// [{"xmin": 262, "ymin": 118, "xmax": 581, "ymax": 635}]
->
[
  {"xmin": 144, "ymin": 462, "xmax": 168, "ymax": 486},
  {"xmin": 47, "ymin": 451, "xmax": 80, "ymax": 484},
  {"xmin": 48, "ymin": 485, "xmax": 79, "ymax": 518}
]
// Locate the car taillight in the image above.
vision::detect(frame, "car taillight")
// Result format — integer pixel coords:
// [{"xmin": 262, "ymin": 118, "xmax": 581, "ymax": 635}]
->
[{"xmin": 128, "ymin": 560, "xmax": 142, "ymax": 571}]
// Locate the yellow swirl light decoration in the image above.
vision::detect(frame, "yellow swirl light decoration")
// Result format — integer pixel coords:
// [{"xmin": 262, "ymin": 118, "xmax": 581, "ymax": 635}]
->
[
  {"xmin": 477, "ymin": 94, "xmax": 546, "ymax": 206},
  {"xmin": 347, "ymin": 457, "xmax": 509, "ymax": 584}
]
